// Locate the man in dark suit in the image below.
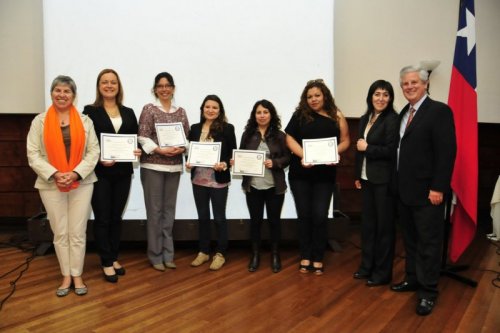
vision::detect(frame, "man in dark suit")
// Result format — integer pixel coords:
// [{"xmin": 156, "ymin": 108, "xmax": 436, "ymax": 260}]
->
[{"xmin": 391, "ymin": 66, "xmax": 456, "ymax": 316}]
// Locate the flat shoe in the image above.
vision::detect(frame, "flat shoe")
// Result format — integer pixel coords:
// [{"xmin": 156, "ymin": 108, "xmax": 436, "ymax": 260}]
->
[
  {"xmin": 103, "ymin": 272, "xmax": 118, "ymax": 283},
  {"xmin": 114, "ymin": 267, "xmax": 126, "ymax": 276},
  {"xmin": 416, "ymin": 298, "xmax": 435, "ymax": 316},
  {"xmin": 56, "ymin": 287, "xmax": 70, "ymax": 297},
  {"xmin": 164, "ymin": 262, "xmax": 177, "ymax": 269},
  {"xmin": 153, "ymin": 263, "xmax": 166, "ymax": 271},
  {"xmin": 103, "ymin": 267, "xmax": 118, "ymax": 283},
  {"xmin": 74, "ymin": 285, "xmax": 88, "ymax": 296},
  {"xmin": 390, "ymin": 281, "xmax": 418, "ymax": 292}
]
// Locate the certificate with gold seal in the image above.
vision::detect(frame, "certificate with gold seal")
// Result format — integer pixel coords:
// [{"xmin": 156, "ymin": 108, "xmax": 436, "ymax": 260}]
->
[
  {"xmin": 232, "ymin": 149, "xmax": 266, "ymax": 177},
  {"xmin": 155, "ymin": 122, "xmax": 187, "ymax": 147},
  {"xmin": 302, "ymin": 137, "xmax": 338, "ymax": 165},
  {"xmin": 187, "ymin": 142, "xmax": 221, "ymax": 167},
  {"xmin": 100, "ymin": 133, "xmax": 138, "ymax": 162}
]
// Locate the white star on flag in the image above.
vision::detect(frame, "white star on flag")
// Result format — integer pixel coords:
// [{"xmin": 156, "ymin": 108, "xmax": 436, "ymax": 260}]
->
[{"xmin": 456, "ymin": 8, "xmax": 476, "ymax": 55}]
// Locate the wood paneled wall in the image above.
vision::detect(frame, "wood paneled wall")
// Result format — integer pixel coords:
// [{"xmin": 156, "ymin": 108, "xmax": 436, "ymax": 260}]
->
[
  {"xmin": 0, "ymin": 114, "xmax": 498, "ymax": 221},
  {"xmin": 0, "ymin": 114, "xmax": 41, "ymax": 218}
]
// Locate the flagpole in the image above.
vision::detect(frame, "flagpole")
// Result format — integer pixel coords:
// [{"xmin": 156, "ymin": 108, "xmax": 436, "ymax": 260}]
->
[{"xmin": 440, "ymin": 194, "xmax": 477, "ymax": 287}]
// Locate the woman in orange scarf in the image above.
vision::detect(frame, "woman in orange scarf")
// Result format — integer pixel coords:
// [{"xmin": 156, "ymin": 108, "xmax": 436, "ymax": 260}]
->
[{"xmin": 27, "ymin": 75, "xmax": 100, "ymax": 297}]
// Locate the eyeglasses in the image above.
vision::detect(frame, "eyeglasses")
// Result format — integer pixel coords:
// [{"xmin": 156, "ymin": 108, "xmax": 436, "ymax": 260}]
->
[
  {"xmin": 307, "ymin": 79, "xmax": 324, "ymax": 85},
  {"xmin": 156, "ymin": 84, "xmax": 174, "ymax": 89}
]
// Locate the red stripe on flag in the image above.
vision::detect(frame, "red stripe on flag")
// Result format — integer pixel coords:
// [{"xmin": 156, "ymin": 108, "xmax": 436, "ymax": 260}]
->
[{"xmin": 448, "ymin": 66, "xmax": 478, "ymax": 263}]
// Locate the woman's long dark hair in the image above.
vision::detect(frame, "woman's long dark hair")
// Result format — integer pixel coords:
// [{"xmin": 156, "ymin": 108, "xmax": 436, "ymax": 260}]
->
[
  {"xmin": 199, "ymin": 94, "xmax": 227, "ymax": 139},
  {"xmin": 363, "ymin": 80, "xmax": 396, "ymax": 116},
  {"xmin": 243, "ymin": 99, "xmax": 281, "ymax": 140},
  {"xmin": 295, "ymin": 80, "xmax": 339, "ymax": 124}
]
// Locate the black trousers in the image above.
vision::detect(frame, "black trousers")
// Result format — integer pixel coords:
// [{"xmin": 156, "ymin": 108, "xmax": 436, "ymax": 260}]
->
[
  {"xmin": 398, "ymin": 199, "xmax": 445, "ymax": 300},
  {"xmin": 91, "ymin": 174, "xmax": 132, "ymax": 267},
  {"xmin": 192, "ymin": 184, "xmax": 229, "ymax": 255},
  {"xmin": 290, "ymin": 179, "xmax": 334, "ymax": 262},
  {"xmin": 359, "ymin": 180, "xmax": 395, "ymax": 282},
  {"xmin": 245, "ymin": 187, "xmax": 284, "ymax": 245}
]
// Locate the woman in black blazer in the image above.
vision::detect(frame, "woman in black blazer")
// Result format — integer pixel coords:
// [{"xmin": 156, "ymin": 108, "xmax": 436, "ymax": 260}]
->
[
  {"xmin": 354, "ymin": 80, "xmax": 399, "ymax": 286},
  {"xmin": 187, "ymin": 95, "xmax": 237, "ymax": 271},
  {"xmin": 83, "ymin": 69, "xmax": 141, "ymax": 283}
]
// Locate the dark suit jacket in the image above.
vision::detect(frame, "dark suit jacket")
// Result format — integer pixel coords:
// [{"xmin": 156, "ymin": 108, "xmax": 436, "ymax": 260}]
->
[
  {"xmin": 355, "ymin": 109, "xmax": 399, "ymax": 184},
  {"xmin": 397, "ymin": 97, "xmax": 456, "ymax": 206},
  {"xmin": 188, "ymin": 122, "xmax": 237, "ymax": 184},
  {"xmin": 83, "ymin": 105, "xmax": 138, "ymax": 176}
]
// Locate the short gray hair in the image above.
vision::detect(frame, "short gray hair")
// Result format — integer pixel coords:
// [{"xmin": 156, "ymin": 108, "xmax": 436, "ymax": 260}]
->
[
  {"xmin": 399, "ymin": 65, "xmax": 429, "ymax": 85},
  {"xmin": 50, "ymin": 75, "xmax": 77, "ymax": 95}
]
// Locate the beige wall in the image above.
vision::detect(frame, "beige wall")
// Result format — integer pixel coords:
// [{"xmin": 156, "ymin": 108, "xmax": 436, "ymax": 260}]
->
[
  {"xmin": 335, "ymin": 0, "xmax": 500, "ymax": 123},
  {"xmin": 0, "ymin": 0, "xmax": 44, "ymax": 114}
]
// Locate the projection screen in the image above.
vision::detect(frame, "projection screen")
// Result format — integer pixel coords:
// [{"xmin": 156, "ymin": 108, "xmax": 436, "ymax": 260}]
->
[{"xmin": 43, "ymin": 0, "xmax": 335, "ymax": 219}]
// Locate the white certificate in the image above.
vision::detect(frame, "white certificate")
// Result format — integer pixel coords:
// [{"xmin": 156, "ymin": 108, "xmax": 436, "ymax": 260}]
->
[
  {"xmin": 155, "ymin": 122, "xmax": 187, "ymax": 147},
  {"xmin": 100, "ymin": 133, "xmax": 138, "ymax": 162},
  {"xmin": 302, "ymin": 137, "xmax": 338, "ymax": 165},
  {"xmin": 187, "ymin": 142, "xmax": 222, "ymax": 167},
  {"xmin": 232, "ymin": 149, "xmax": 266, "ymax": 177}
]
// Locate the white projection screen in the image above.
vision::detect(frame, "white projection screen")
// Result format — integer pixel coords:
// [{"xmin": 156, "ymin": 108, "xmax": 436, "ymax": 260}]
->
[{"xmin": 43, "ymin": 0, "xmax": 335, "ymax": 219}]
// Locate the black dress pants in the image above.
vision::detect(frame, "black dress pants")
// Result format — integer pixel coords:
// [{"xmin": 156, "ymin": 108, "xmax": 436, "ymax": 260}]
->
[
  {"xmin": 290, "ymin": 179, "xmax": 334, "ymax": 262},
  {"xmin": 398, "ymin": 199, "xmax": 445, "ymax": 300},
  {"xmin": 245, "ymin": 187, "xmax": 284, "ymax": 245},
  {"xmin": 91, "ymin": 174, "xmax": 132, "ymax": 267},
  {"xmin": 359, "ymin": 180, "xmax": 395, "ymax": 282}
]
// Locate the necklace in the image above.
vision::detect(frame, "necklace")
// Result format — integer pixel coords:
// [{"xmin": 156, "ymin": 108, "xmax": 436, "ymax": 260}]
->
[{"xmin": 105, "ymin": 107, "xmax": 120, "ymax": 118}]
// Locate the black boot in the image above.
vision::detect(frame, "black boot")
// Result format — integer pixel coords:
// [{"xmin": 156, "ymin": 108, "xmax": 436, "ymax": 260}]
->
[
  {"xmin": 248, "ymin": 243, "xmax": 260, "ymax": 272},
  {"xmin": 271, "ymin": 243, "xmax": 281, "ymax": 273}
]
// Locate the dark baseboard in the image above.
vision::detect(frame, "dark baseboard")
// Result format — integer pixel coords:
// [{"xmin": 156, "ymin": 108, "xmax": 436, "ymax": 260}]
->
[{"xmin": 26, "ymin": 213, "xmax": 350, "ymax": 243}]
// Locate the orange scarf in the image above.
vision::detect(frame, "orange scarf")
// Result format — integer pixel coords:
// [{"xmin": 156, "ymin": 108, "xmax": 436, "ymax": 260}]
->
[{"xmin": 43, "ymin": 105, "xmax": 85, "ymax": 192}]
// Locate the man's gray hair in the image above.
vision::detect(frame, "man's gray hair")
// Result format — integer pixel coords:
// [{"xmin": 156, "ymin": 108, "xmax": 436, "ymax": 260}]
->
[{"xmin": 399, "ymin": 65, "xmax": 429, "ymax": 85}]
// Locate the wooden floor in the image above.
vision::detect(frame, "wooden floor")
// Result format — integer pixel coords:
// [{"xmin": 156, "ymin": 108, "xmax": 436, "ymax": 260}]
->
[{"xmin": 0, "ymin": 227, "xmax": 499, "ymax": 333}]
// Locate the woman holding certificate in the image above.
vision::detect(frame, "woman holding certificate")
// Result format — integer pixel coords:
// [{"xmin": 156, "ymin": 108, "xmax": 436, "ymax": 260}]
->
[
  {"xmin": 27, "ymin": 75, "xmax": 100, "ymax": 296},
  {"xmin": 83, "ymin": 69, "xmax": 140, "ymax": 283},
  {"xmin": 187, "ymin": 95, "xmax": 237, "ymax": 271},
  {"xmin": 353, "ymin": 80, "xmax": 398, "ymax": 286},
  {"xmin": 285, "ymin": 79, "xmax": 350, "ymax": 275},
  {"xmin": 138, "ymin": 72, "xmax": 190, "ymax": 272},
  {"xmin": 238, "ymin": 100, "xmax": 290, "ymax": 273}
]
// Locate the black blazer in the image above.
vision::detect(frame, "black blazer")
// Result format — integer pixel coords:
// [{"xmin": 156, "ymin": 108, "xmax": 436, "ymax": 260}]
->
[
  {"xmin": 396, "ymin": 97, "xmax": 456, "ymax": 206},
  {"xmin": 188, "ymin": 122, "xmax": 237, "ymax": 184},
  {"xmin": 83, "ymin": 105, "xmax": 138, "ymax": 176},
  {"xmin": 355, "ymin": 109, "xmax": 399, "ymax": 184}
]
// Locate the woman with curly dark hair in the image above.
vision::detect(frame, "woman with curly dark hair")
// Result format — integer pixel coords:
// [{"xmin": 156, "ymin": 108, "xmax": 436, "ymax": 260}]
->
[
  {"xmin": 285, "ymin": 79, "xmax": 350, "ymax": 275},
  {"xmin": 238, "ymin": 99, "xmax": 290, "ymax": 273}
]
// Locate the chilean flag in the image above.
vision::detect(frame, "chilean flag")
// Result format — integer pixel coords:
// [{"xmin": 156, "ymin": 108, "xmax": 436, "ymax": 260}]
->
[{"xmin": 448, "ymin": 0, "xmax": 477, "ymax": 263}]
